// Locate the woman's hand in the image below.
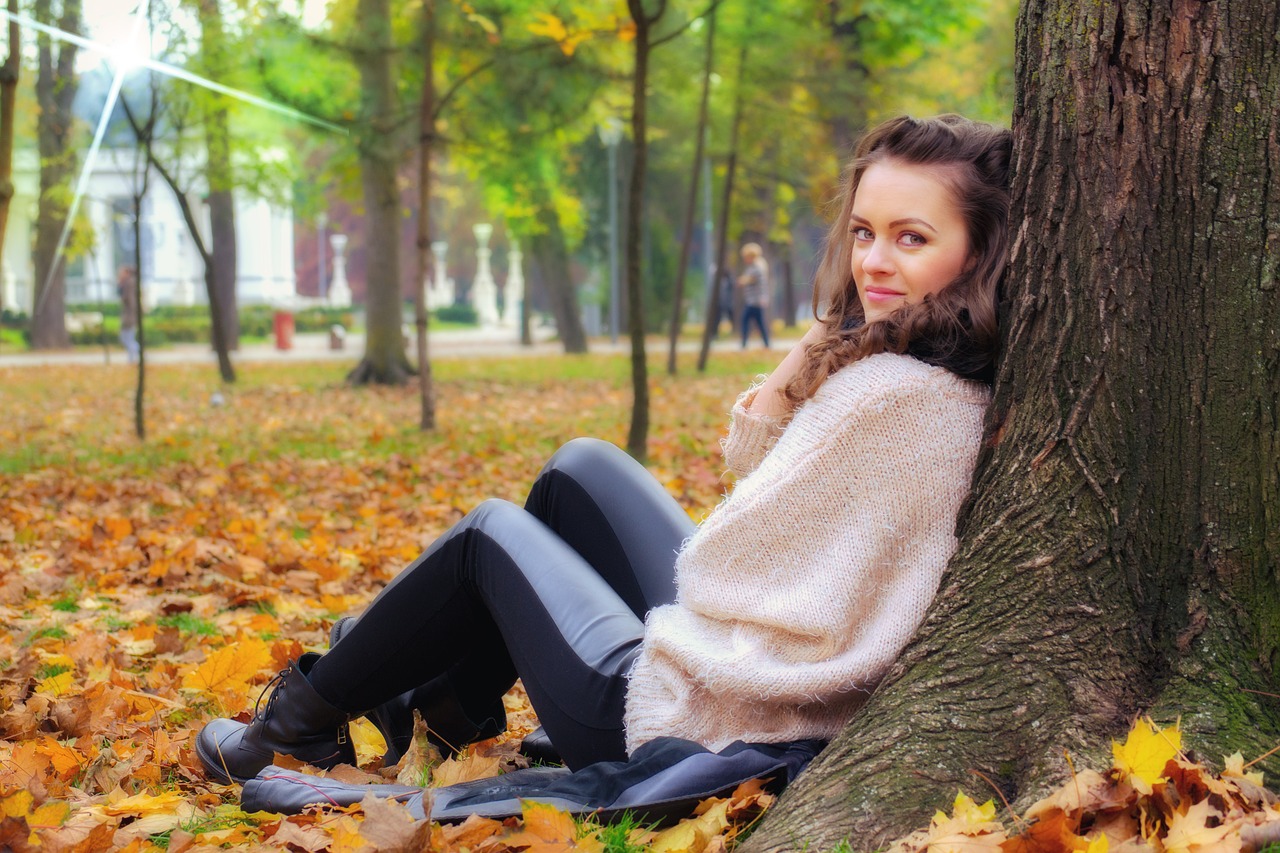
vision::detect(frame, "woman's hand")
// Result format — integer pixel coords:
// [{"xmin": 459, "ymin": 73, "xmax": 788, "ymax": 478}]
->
[{"xmin": 746, "ymin": 320, "xmax": 828, "ymax": 417}]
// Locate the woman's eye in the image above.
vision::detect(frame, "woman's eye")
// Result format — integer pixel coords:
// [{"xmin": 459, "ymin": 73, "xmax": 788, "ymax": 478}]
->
[
  {"xmin": 851, "ymin": 227, "xmax": 873, "ymax": 240},
  {"xmin": 900, "ymin": 232, "xmax": 926, "ymax": 246}
]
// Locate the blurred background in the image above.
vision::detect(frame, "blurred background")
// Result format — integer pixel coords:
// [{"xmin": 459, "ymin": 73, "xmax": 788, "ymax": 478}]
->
[{"xmin": 0, "ymin": 0, "xmax": 1015, "ymax": 354}]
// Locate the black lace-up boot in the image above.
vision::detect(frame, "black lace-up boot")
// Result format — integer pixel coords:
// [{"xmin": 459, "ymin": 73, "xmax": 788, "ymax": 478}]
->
[
  {"xmin": 328, "ymin": 617, "xmax": 505, "ymax": 765},
  {"xmin": 196, "ymin": 653, "xmax": 356, "ymax": 784}
]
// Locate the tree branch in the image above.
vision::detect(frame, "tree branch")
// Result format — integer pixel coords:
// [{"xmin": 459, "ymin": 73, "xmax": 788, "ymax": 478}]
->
[{"xmin": 652, "ymin": 0, "xmax": 723, "ymax": 48}]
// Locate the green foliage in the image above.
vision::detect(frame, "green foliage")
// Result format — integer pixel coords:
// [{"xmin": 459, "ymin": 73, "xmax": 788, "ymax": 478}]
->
[
  {"xmin": 156, "ymin": 613, "xmax": 218, "ymax": 636},
  {"xmin": 433, "ymin": 303, "xmax": 478, "ymax": 325}
]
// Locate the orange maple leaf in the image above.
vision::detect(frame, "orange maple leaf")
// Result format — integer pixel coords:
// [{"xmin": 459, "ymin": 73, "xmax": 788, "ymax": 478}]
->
[{"xmin": 181, "ymin": 638, "xmax": 274, "ymax": 699}]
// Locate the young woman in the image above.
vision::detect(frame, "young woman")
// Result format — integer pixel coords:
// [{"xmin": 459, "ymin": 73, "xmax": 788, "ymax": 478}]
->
[{"xmin": 197, "ymin": 114, "xmax": 1012, "ymax": 784}]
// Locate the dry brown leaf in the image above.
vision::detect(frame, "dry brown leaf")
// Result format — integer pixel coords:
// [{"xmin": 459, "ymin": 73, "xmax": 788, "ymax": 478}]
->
[{"xmin": 356, "ymin": 791, "xmax": 434, "ymax": 852}]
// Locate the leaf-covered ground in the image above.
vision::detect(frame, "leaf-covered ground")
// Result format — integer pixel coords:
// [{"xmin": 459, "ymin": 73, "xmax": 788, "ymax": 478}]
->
[{"xmin": 1, "ymin": 354, "xmax": 1277, "ymax": 852}]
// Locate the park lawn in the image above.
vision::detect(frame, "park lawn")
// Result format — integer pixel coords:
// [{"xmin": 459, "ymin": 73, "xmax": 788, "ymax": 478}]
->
[{"xmin": 0, "ymin": 351, "xmax": 778, "ymax": 850}]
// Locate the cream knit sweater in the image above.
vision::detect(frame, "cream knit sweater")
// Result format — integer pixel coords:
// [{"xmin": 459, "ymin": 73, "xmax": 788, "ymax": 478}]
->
[{"xmin": 624, "ymin": 353, "xmax": 991, "ymax": 753}]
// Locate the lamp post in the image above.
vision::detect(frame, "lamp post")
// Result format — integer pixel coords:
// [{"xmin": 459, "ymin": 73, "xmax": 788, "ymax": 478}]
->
[{"xmin": 598, "ymin": 118, "xmax": 623, "ymax": 344}]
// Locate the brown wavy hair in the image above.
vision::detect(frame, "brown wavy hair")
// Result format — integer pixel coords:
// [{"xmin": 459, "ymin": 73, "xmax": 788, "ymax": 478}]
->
[{"xmin": 782, "ymin": 114, "xmax": 1012, "ymax": 410}]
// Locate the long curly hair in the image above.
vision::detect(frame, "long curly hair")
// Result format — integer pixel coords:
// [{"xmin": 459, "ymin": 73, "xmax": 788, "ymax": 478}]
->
[{"xmin": 782, "ymin": 115, "xmax": 1013, "ymax": 410}]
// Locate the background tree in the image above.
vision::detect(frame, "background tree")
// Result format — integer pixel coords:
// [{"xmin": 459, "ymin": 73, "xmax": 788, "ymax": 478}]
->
[
  {"xmin": 744, "ymin": 0, "xmax": 1280, "ymax": 849},
  {"xmin": 195, "ymin": 0, "xmax": 239, "ymax": 352},
  {"xmin": 30, "ymin": 0, "xmax": 80, "ymax": 349},
  {"xmin": 0, "ymin": 0, "xmax": 19, "ymax": 308}
]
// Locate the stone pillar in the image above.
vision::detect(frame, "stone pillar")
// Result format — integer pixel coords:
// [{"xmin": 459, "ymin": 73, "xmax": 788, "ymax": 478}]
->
[
  {"xmin": 328, "ymin": 233, "xmax": 352, "ymax": 307},
  {"xmin": 2, "ymin": 267, "xmax": 17, "ymax": 314},
  {"xmin": 429, "ymin": 240, "xmax": 452, "ymax": 309},
  {"xmin": 501, "ymin": 238, "xmax": 523, "ymax": 327},
  {"xmin": 471, "ymin": 223, "xmax": 499, "ymax": 325}
]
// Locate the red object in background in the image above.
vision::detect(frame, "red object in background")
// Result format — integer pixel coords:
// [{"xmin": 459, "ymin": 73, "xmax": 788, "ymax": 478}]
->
[{"xmin": 273, "ymin": 311, "xmax": 295, "ymax": 350}]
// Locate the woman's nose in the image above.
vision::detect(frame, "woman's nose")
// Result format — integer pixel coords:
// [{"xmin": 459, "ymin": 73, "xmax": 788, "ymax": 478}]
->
[{"xmin": 861, "ymin": 240, "xmax": 894, "ymax": 276}]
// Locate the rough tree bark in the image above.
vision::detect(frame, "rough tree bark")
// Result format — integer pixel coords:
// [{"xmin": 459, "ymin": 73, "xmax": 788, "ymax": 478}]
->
[
  {"xmin": 744, "ymin": 1, "xmax": 1280, "ymax": 849},
  {"xmin": 347, "ymin": 0, "xmax": 413, "ymax": 386},
  {"xmin": 31, "ymin": 0, "xmax": 80, "ymax": 348}
]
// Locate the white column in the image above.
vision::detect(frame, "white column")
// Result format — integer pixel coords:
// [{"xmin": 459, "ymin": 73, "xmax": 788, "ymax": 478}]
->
[
  {"xmin": 328, "ymin": 233, "xmax": 352, "ymax": 307},
  {"xmin": 501, "ymin": 238, "xmax": 523, "ymax": 327},
  {"xmin": 471, "ymin": 223, "xmax": 499, "ymax": 325},
  {"xmin": 429, "ymin": 240, "xmax": 451, "ymax": 309}
]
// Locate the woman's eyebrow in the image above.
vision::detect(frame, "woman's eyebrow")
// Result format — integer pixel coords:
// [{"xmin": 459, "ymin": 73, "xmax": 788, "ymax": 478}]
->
[{"xmin": 849, "ymin": 212, "xmax": 939, "ymax": 234}]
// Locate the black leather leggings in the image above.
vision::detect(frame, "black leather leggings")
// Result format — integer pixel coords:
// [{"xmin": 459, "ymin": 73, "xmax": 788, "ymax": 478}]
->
[{"xmin": 307, "ymin": 438, "xmax": 695, "ymax": 770}]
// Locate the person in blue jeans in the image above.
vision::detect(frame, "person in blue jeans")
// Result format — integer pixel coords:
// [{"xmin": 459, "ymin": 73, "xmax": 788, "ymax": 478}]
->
[{"xmin": 736, "ymin": 243, "xmax": 770, "ymax": 348}]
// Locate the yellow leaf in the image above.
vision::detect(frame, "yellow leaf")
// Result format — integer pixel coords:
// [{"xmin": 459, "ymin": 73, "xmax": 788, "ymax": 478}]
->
[
  {"xmin": 27, "ymin": 800, "xmax": 70, "ymax": 830},
  {"xmin": 1223, "ymin": 751, "xmax": 1265, "ymax": 786},
  {"xmin": 1163, "ymin": 799, "xmax": 1232, "ymax": 853},
  {"xmin": 36, "ymin": 671, "xmax": 75, "ymax": 696},
  {"xmin": 349, "ymin": 716, "xmax": 387, "ymax": 767},
  {"xmin": 103, "ymin": 790, "xmax": 188, "ymax": 816},
  {"xmin": 1084, "ymin": 835, "xmax": 1109, "ymax": 853},
  {"xmin": 182, "ymin": 638, "xmax": 274, "ymax": 697},
  {"xmin": 1111, "ymin": 718, "xmax": 1181, "ymax": 795},
  {"xmin": 1, "ymin": 790, "xmax": 33, "ymax": 818},
  {"xmin": 527, "ymin": 12, "xmax": 568, "ymax": 42},
  {"xmin": 650, "ymin": 800, "xmax": 729, "ymax": 853},
  {"xmin": 950, "ymin": 791, "xmax": 996, "ymax": 826},
  {"xmin": 34, "ymin": 737, "xmax": 83, "ymax": 777}
]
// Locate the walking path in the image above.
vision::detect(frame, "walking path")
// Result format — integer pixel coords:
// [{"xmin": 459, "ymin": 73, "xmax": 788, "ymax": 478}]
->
[{"xmin": 0, "ymin": 325, "xmax": 799, "ymax": 369}]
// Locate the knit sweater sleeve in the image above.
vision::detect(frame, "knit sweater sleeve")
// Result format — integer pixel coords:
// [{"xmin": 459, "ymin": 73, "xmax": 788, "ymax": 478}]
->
[
  {"xmin": 720, "ymin": 380, "xmax": 788, "ymax": 479},
  {"xmin": 625, "ymin": 354, "xmax": 991, "ymax": 754}
]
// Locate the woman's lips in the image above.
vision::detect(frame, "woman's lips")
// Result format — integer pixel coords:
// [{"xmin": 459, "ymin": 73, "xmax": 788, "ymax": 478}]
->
[{"xmin": 864, "ymin": 287, "xmax": 905, "ymax": 302}]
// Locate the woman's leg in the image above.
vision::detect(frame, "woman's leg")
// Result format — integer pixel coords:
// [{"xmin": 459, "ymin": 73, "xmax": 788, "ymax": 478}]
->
[
  {"xmin": 524, "ymin": 438, "xmax": 694, "ymax": 618},
  {"xmin": 308, "ymin": 498, "xmax": 646, "ymax": 770},
  {"xmin": 741, "ymin": 307, "xmax": 752, "ymax": 348}
]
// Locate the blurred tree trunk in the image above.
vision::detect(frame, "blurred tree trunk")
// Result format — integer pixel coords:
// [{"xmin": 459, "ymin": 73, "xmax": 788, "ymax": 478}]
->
[
  {"xmin": 0, "ymin": 0, "xmax": 19, "ymax": 309},
  {"xmin": 666, "ymin": 6, "xmax": 715, "ymax": 376},
  {"xmin": 623, "ymin": 0, "xmax": 665, "ymax": 462},
  {"xmin": 697, "ymin": 41, "xmax": 746, "ymax": 372},
  {"xmin": 347, "ymin": 0, "xmax": 412, "ymax": 385},
  {"xmin": 413, "ymin": 0, "xmax": 436, "ymax": 430},
  {"xmin": 527, "ymin": 177, "xmax": 586, "ymax": 354},
  {"xmin": 198, "ymin": 0, "xmax": 239, "ymax": 351},
  {"xmin": 743, "ymin": 1, "xmax": 1280, "ymax": 849},
  {"xmin": 31, "ymin": 0, "xmax": 81, "ymax": 349}
]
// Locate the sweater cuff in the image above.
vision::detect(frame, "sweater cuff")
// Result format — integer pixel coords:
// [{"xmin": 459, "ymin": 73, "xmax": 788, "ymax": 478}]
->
[{"xmin": 722, "ymin": 382, "xmax": 787, "ymax": 478}]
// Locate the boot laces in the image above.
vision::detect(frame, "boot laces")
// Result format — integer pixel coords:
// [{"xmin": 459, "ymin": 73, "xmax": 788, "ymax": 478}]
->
[{"xmin": 252, "ymin": 663, "xmax": 294, "ymax": 722}]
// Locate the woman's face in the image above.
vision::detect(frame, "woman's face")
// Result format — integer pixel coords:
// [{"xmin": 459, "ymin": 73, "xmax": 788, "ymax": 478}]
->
[{"xmin": 849, "ymin": 160, "xmax": 971, "ymax": 324}]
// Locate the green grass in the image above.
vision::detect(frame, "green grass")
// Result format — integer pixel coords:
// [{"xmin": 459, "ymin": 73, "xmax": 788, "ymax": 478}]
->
[
  {"xmin": 156, "ymin": 613, "xmax": 219, "ymax": 636},
  {"xmin": 0, "ymin": 349, "xmax": 780, "ymax": 477}
]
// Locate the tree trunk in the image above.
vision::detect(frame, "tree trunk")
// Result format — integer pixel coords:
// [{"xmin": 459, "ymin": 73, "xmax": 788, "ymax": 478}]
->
[
  {"xmin": 666, "ymin": 7, "xmax": 716, "ymax": 376},
  {"xmin": 743, "ymin": 2, "xmax": 1280, "ymax": 850},
  {"xmin": 697, "ymin": 42, "xmax": 747, "ymax": 372},
  {"xmin": 149, "ymin": 158, "xmax": 235, "ymax": 383},
  {"xmin": 198, "ymin": 0, "xmax": 239, "ymax": 352},
  {"xmin": 414, "ymin": 0, "xmax": 436, "ymax": 430},
  {"xmin": 31, "ymin": 0, "xmax": 80, "ymax": 348},
  {"xmin": 347, "ymin": 0, "xmax": 412, "ymax": 386},
  {"xmin": 0, "ymin": 0, "xmax": 19, "ymax": 309},
  {"xmin": 529, "ymin": 184, "xmax": 587, "ymax": 354},
  {"xmin": 624, "ymin": 0, "xmax": 664, "ymax": 462}
]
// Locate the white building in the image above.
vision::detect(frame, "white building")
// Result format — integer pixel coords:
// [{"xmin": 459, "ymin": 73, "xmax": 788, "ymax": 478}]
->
[{"xmin": 3, "ymin": 145, "xmax": 297, "ymax": 313}]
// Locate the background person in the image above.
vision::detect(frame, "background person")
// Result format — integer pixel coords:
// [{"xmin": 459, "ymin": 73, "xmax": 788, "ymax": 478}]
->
[
  {"xmin": 117, "ymin": 266, "xmax": 139, "ymax": 364},
  {"xmin": 736, "ymin": 243, "xmax": 770, "ymax": 348}
]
